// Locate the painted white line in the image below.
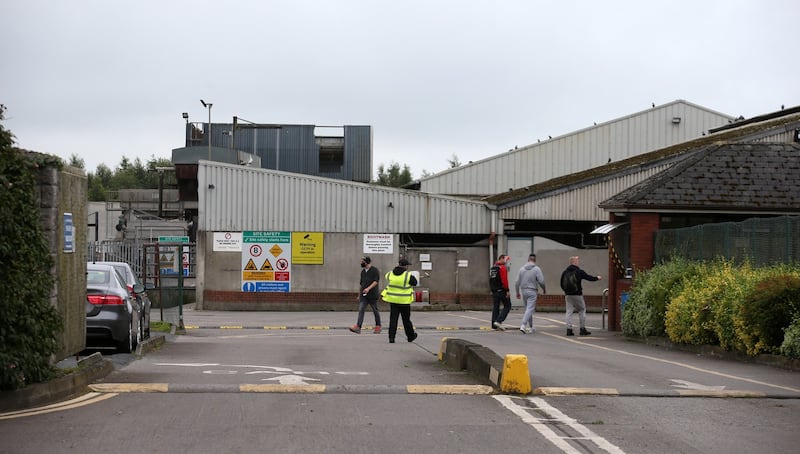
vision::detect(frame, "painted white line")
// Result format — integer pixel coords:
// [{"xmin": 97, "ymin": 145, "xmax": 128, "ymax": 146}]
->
[
  {"xmin": 537, "ymin": 332, "xmax": 800, "ymax": 394},
  {"xmin": 0, "ymin": 392, "xmax": 118, "ymax": 420},
  {"xmin": 494, "ymin": 395, "xmax": 625, "ymax": 454}
]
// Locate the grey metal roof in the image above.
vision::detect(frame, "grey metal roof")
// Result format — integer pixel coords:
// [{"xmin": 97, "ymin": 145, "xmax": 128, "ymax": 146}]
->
[
  {"xmin": 599, "ymin": 142, "xmax": 800, "ymax": 213},
  {"xmin": 484, "ymin": 109, "xmax": 800, "ymax": 208}
]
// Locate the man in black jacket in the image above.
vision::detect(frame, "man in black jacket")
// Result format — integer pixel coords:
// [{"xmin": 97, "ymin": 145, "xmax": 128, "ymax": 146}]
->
[{"xmin": 560, "ymin": 256, "xmax": 602, "ymax": 336}]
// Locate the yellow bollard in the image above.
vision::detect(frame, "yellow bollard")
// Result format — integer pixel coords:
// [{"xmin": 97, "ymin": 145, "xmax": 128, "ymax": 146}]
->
[
  {"xmin": 438, "ymin": 337, "xmax": 448, "ymax": 361},
  {"xmin": 499, "ymin": 354, "xmax": 531, "ymax": 394}
]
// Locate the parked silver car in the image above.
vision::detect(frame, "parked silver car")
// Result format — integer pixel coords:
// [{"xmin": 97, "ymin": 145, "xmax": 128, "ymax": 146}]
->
[
  {"xmin": 91, "ymin": 261, "xmax": 152, "ymax": 339},
  {"xmin": 86, "ymin": 263, "xmax": 144, "ymax": 353}
]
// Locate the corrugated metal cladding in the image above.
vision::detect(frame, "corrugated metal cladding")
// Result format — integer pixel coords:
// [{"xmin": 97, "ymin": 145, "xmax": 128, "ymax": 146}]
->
[
  {"xmin": 196, "ymin": 123, "xmax": 372, "ymax": 183},
  {"xmin": 198, "ymin": 162, "xmax": 491, "ymax": 234},
  {"xmin": 343, "ymin": 126, "xmax": 372, "ymax": 183},
  {"xmin": 737, "ymin": 125, "xmax": 800, "ymax": 144},
  {"xmin": 420, "ymin": 100, "xmax": 734, "ymax": 197},
  {"xmin": 499, "ymin": 164, "xmax": 674, "ymax": 221}
]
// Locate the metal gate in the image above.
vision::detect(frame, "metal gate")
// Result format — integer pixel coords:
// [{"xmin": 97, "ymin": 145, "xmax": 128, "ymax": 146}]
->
[{"xmin": 89, "ymin": 240, "xmax": 196, "ymax": 326}]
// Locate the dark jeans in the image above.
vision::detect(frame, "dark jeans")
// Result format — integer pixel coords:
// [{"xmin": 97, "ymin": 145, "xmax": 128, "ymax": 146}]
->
[
  {"xmin": 356, "ymin": 296, "xmax": 381, "ymax": 327},
  {"xmin": 388, "ymin": 303, "xmax": 414, "ymax": 341},
  {"xmin": 491, "ymin": 289, "xmax": 511, "ymax": 326}
]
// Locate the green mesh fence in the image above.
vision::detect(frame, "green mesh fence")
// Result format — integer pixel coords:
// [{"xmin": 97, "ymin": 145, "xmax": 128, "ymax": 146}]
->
[{"xmin": 655, "ymin": 216, "xmax": 800, "ymax": 265}]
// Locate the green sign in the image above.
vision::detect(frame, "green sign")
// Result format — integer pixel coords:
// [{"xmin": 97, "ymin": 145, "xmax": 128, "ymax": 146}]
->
[
  {"xmin": 244, "ymin": 231, "xmax": 291, "ymax": 243},
  {"xmin": 159, "ymin": 236, "xmax": 189, "ymax": 243}
]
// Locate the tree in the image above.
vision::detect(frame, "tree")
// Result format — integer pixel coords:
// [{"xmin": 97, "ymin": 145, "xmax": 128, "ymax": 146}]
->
[
  {"xmin": 86, "ymin": 156, "xmax": 175, "ymax": 201},
  {"xmin": 67, "ymin": 154, "xmax": 85, "ymax": 169},
  {"xmin": 447, "ymin": 154, "xmax": 462, "ymax": 168},
  {"xmin": 375, "ymin": 162, "xmax": 413, "ymax": 187}
]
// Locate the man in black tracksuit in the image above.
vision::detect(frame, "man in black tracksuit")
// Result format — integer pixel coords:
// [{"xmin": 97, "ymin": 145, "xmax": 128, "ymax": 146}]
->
[{"xmin": 560, "ymin": 256, "xmax": 602, "ymax": 336}]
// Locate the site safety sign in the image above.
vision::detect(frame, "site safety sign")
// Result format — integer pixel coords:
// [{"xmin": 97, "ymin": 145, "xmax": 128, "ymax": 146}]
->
[{"xmin": 242, "ymin": 231, "xmax": 291, "ymax": 292}]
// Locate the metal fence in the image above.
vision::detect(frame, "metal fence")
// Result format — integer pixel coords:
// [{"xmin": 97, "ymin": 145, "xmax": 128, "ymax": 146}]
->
[
  {"xmin": 88, "ymin": 240, "xmax": 197, "ymax": 311},
  {"xmin": 655, "ymin": 215, "xmax": 800, "ymax": 265}
]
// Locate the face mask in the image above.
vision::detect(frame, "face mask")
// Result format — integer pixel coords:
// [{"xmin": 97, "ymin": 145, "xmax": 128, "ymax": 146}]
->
[{"xmin": 360, "ymin": 262, "xmax": 366, "ymax": 268}]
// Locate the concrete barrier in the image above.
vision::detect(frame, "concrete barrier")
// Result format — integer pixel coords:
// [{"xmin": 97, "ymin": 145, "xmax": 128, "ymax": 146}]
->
[{"xmin": 439, "ymin": 337, "xmax": 531, "ymax": 394}]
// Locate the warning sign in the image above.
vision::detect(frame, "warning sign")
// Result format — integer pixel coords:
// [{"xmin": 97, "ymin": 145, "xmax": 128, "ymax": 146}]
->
[
  {"xmin": 242, "ymin": 231, "xmax": 291, "ymax": 292},
  {"xmin": 292, "ymin": 232, "xmax": 323, "ymax": 264}
]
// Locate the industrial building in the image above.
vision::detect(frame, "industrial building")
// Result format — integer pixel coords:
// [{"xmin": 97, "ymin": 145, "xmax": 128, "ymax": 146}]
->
[{"xmin": 185, "ymin": 100, "xmax": 754, "ymax": 318}]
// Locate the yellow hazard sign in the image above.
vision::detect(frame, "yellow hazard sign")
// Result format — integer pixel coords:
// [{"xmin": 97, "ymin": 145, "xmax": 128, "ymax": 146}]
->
[
  {"xmin": 270, "ymin": 244, "xmax": 283, "ymax": 257},
  {"xmin": 244, "ymin": 259, "xmax": 258, "ymax": 271},
  {"xmin": 261, "ymin": 259, "xmax": 273, "ymax": 271}
]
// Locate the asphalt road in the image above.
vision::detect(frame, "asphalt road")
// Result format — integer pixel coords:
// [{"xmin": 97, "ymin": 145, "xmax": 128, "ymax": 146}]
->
[{"xmin": 2, "ymin": 308, "xmax": 799, "ymax": 453}]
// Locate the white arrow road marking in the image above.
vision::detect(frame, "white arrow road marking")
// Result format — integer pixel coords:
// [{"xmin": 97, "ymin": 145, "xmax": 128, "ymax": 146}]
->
[
  {"xmin": 264, "ymin": 375, "xmax": 321, "ymax": 385},
  {"xmin": 669, "ymin": 379, "xmax": 725, "ymax": 391}
]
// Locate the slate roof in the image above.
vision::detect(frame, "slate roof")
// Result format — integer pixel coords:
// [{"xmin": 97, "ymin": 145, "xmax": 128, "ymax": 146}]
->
[{"xmin": 599, "ymin": 142, "xmax": 800, "ymax": 213}]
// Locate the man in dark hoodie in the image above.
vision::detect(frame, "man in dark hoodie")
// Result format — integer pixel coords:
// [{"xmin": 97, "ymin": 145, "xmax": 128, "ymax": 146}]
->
[
  {"xmin": 560, "ymin": 256, "xmax": 601, "ymax": 336},
  {"xmin": 489, "ymin": 254, "xmax": 512, "ymax": 330},
  {"xmin": 381, "ymin": 258, "xmax": 418, "ymax": 343}
]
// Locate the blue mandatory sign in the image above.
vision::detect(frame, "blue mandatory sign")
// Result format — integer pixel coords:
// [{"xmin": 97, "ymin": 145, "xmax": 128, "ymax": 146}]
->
[{"xmin": 242, "ymin": 282, "xmax": 257, "ymax": 292}]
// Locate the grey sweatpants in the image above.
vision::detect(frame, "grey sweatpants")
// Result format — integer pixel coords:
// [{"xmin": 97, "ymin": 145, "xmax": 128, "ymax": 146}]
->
[{"xmin": 565, "ymin": 294, "xmax": 587, "ymax": 330}]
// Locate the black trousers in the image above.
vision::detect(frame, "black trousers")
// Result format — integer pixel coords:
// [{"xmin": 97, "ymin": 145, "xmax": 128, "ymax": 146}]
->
[
  {"xmin": 491, "ymin": 289, "xmax": 511, "ymax": 326},
  {"xmin": 388, "ymin": 303, "xmax": 415, "ymax": 341}
]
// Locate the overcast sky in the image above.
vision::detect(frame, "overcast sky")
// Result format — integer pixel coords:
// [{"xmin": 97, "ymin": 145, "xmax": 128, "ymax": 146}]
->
[{"xmin": 2, "ymin": 1, "xmax": 799, "ymax": 178}]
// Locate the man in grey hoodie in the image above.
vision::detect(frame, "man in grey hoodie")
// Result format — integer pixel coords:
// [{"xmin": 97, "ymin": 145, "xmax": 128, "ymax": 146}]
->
[{"xmin": 514, "ymin": 254, "xmax": 546, "ymax": 334}]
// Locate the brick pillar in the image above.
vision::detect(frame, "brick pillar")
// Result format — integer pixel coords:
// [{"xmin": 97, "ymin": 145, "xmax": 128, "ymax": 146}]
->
[
  {"xmin": 630, "ymin": 213, "xmax": 659, "ymax": 272},
  {"xmin": 608, "ymin": 212, "xmax": 660, "ymax": 331}
]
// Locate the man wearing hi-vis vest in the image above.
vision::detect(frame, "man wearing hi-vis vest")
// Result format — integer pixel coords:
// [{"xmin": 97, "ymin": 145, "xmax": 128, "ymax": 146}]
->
[{"xmin": 381, "ymin": 258, "xmax": 418, "ymax": 343}]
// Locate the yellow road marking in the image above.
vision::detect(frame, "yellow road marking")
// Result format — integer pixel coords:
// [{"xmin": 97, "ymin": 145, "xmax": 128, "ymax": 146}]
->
[
  {"xmin": 0, "ymin": 392, "xmax": 118, "ymax": 420},
  {"xmin": 90, "ymin": 383, "xmax": 169, "ymax": 393}
]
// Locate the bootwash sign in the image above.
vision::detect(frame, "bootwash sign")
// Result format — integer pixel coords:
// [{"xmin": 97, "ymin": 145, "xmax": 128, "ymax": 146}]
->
[{"xmin": 242, "ymin": 231, "xmax": 291, "ymax": 292}]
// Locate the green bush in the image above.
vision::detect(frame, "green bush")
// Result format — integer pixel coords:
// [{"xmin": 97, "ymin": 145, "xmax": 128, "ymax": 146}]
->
[
  {"xmin": 665, "ymin": 265, "xmax": 719, "ymax": 346},
  {"xmin": 735, "ymin": 271, "xmax": 800, "ymax": 356},
  {"xmin": 0, "ymin": 107, "xmax": 63, "ymax": 390},
  {"xmin": 706, "ymin": 260, "xmax": 762, "ymax": 352},
  {"xmin": 623, "ymin": 257, "xmax": 700, "ymax": 338},
  {"xmin": 780, "ymin": 316, "xmax": 800, "ymax": 359},
  {"xmin": 665, "ymin": 259, "xmax": 755, "ymax": 346}
]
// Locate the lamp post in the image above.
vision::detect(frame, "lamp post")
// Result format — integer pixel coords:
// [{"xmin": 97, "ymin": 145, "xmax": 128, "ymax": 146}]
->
[
  {"xmin": 181, "ymin": 113, "xmax": 189, "ymax": 147},
  {"xmin": 200, "ymin": 99, "xmax": 213, "ymax": 160}
]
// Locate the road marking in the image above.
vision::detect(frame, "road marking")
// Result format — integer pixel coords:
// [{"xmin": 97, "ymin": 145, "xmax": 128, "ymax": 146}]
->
[
  {"xmin": 0, "ymin": 392, "xmax": 118, "ymax": 420},
  {"xmin": 495, "ymin": 395, "xmax": 625, "ymax": 454},
  {"xmin": 90, "ymin": 383, "xmax": 169, "ymax": 392},
  {"xmin": 537, "ymin": 331, "xmax": 800, "ymax": 394},
  {"xmin": 669, "ymin": 379, "xmax": 725, "ymax": 391},
  {"xmin": 264, "ymin": 375, "xmax": 320, "ymax": 385}
]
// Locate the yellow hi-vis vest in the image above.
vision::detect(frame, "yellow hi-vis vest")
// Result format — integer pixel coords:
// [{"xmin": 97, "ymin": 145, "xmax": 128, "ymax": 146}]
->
[{"xmin": 381, "ymin": 271, "xmax": 414, "ymax": 304}]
